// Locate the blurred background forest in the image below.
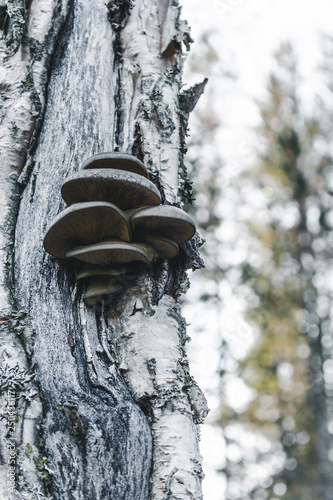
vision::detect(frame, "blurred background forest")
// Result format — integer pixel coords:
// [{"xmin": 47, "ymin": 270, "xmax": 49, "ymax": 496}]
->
[{"xmin": 181, "ymin": 0, "xmax": 333, "ymax": 499}]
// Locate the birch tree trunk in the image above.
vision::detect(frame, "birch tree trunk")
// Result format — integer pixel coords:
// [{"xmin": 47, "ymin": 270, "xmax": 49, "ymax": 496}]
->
[{"xmin": 0, "ymin": 1, "xmax": 207, "ymax": 499}]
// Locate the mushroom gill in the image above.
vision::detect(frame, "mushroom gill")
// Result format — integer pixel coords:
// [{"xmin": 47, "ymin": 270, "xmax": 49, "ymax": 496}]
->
[
  {"xmin": 83, "ymin": 276, "xmax": 124, "ymax": 305},
  {"xmin": 133, "ymin": 231, "xmax": 179, "ymax": 259},
  {"xmin": 129, "ymin": 205, "xmax": 196, "ymax": 245},
  {"xmin": 43, "ymin": 202, "xmax": 131, "ymax": 259},
  {"xmin": 66, "ymin": 240, "xmax": 157, "ymax": 266}
]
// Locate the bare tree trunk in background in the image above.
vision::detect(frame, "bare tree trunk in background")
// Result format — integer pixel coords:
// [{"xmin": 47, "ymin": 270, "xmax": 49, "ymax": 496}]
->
[{"xmin": 0, "ymin": 0, "xmax": 207, "ymax": 498}]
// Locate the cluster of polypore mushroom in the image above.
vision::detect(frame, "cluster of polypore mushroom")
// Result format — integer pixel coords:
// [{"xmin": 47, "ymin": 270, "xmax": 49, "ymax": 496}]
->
[{"xmin": 43, "ymin": 153, "xmax": 196, "ymax": 304}]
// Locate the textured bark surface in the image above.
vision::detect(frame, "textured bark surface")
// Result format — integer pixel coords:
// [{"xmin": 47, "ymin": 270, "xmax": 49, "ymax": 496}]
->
[{"xmin": 0, "ymin": 0, "xmax": 207, "ymax": 499}]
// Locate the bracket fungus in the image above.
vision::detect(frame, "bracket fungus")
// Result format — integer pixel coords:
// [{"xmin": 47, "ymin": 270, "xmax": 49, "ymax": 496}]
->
[
  {"xmin": 61, "ymin": 169, "xmax": 161, "ymax": 211},
  {"xmin": 76, "ymin": 263, "xmax": 136, "ymax": 280},
  {"xmin": 129, "ymin": 205, "xmax": 196, "ymax": 245},
  {"xmin": 43, "ymin": 202, "xmax": 132, "ymax": 259},
  {"xmin": 66, "ymin": 240, "xmax": 156, "ymax": 266},
  {"xmin": 76, "ymin": 262, "xmax": 137, "ymax": 305},
  {"xmin": 83, "ymin": 276, "xmax": 123, "ymax": 305},
  {"xmin": 81, "ymin": 152, "xmax": 149, "ymax": 178},
  {"xmin": 43, "ymin": 152, "xmax": 196, "ymax": 304},
  {"xmin": 133, "ymin": 231, "xmax": 179, "ymax": 259},
  {"xmin": 83, "ymin": 276, "xmax": 125, "ymax": 306}
]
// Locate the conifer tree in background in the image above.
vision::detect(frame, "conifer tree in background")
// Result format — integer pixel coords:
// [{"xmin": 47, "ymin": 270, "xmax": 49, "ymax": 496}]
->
[
  {"xmin": 185, "ymin": 36, "xmax": 333, "ymax": 499},
  {"xmin": 220, "ymin": 42, "xmax": 333, "ymax": 500}
]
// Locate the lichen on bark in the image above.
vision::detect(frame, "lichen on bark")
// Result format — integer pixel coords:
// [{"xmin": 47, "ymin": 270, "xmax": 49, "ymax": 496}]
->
[
  {"xmin": 108, "ymin": 1, "xmax": 208, "ymax": 498},
  {"xmin": 0, "ymin": 0, "xmax": 208, "ymax": 498}
]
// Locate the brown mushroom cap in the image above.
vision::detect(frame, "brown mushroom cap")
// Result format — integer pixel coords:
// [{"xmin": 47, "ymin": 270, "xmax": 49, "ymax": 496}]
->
[
  {"xmin": 134, "ymin": 231, "xmax": 179, "ymax": 259},
  {"xmin": 81, "ymin": 152, "xmax": 149, "ymax": 178},
  {"xmin": 66, "ymin": 240, "xmax": 157, "ymax": 266},
  {"xmin": 129, "ymin": 205, "xmax": 196, "ymax": 245},
  {"xmin": 84, "ymin": 276, "xmax": 124, "ymax": 305},
  {"xmin": 61, "ymin": 169, "xmax": 161, "ymax": 210},
  {"xmin": 43, "ymin": 202, "xmax": 131, "ymax": 259},
  {"xmin": 76, "ymin": 263, "xmax": 136, "ymax": 280}
]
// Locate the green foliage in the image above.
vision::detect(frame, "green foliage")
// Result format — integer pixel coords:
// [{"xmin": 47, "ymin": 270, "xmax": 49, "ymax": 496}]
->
[
  {"xmin": 24, "ymin": 442, "xmax": 50, "ymax": 481},
  {"xmin": 25, "ymin": 442, "xmax": 33, "ymax": 457},
  {"xmin": 33, "ymin": 456, "xmax": 50, "ymax": 481}
]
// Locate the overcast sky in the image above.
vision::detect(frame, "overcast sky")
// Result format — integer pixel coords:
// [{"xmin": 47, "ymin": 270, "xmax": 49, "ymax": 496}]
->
[{"xmin": 181, "ymin": 1, "xmax": 333, "ymax": 498}]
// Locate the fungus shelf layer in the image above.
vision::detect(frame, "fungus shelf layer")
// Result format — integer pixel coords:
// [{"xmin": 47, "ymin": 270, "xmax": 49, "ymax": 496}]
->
[
  {"xmin": 43, "ymin": 202, "xmax": 132, "ymax": 259},
  {"xmin": 84, "ymin": 276, "xmax": 125, "ymax": 305},
  {"xmin": 66, "ymin": 240, "xmax": 156, "ymax": 266},
  {"xmin": 76, "ymin": 263, "xmax": 135, "ymax": 280},
  {"xmin": 61, "ymin": 169, "xmax": 161, "ymax": 210},
  {"xmin": 129, "ymin": 205, "xmax": 196, "ymax": 245},
  {"xmin": 43, "ymin": 152, "xmax": 197, "ymax": 304},
  {"xmin": 133, "ymin": 231, "xmax": 179, "ymax": 259},
  {"xmin": 81, "ymin": 152, "xmax": 149, "ymax": 178}
]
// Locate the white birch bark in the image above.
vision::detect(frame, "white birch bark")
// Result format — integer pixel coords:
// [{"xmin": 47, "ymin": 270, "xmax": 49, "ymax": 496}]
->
[
  {"xmin": 0, "ymin": 2, "xmax": 70, "ymax": 497},
  {"xmin": 111, "ymin": 2, "xmax": 208, "ymax": 498},
  {"xmin": 0, "ymin": 0, "xmax": 207, "ymax": 498},
  {"xmin": 110, "ymin": 286, "xmax": 208, "ymax": 499}
]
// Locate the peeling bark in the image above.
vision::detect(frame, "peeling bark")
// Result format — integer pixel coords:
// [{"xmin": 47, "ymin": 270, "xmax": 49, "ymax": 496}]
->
[
  {"xmin": 114, "ymin": 0, "xmax": 194, "ymax": 203},
  {"xmin": 0, "ymin": 0, "xmax": 207, "ymax": 498},
  {"xmin": 109, "ymin": 2, "xmax": 208, "ymax": 497},
  {"xmin": 110, "ymin": 287, "xmax": 207, "ymax": 499},
  {"xmin": 0, "ymin": 1, "xmax": 72, "ymax": 497}
]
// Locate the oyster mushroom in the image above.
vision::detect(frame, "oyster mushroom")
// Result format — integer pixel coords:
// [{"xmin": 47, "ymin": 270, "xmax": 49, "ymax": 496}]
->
[
  {"xmin": 133, "ymin": 231, "xmax": 179, "ymax": 259},
  {"xmin": 81, "ymin": 152, "xmax": 149, "ymax": 178},
  {"xmin": 66, "ymin": 240, "xmax": 157, "ymax": 266},
  {"xmin": 76, "ymin": 263, "xmax": 136, "ymax": 280},
  {"xmin": 43, "ymin": 202, "xmax": 131, "ymax": 259},
  {"xmin": 129, "ymin": 205, "xmax": 196, "ymax": 245},
  {"xmin": 83, "ymin": 276, "xmax": 124, "ymax": 305},
  {"xmin": 61, "ymin": 169, "xmax": 161, "ymax": 210}
]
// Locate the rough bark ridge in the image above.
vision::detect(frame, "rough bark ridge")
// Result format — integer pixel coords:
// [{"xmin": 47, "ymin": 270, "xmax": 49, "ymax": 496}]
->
[
  {"xmin": 3, "ymin": 1, "xmax": 151, "ymax": 499},
  {"xmin": 0, "ymin": 1, "xmax": 72, "ymax": 497},
  {"xmin": 110, "ymin": 1, "xmax": 208, "ymax": 498},
  {"xmin": 1, "ymin": 0, "xmax": 207, "ymax": 499}
]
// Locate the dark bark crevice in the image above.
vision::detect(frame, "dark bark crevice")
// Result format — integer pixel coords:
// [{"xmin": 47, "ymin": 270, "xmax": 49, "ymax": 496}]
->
[
  {"xmin": 1, "ymin": 0, "xmax": 206, "ymax": 497},
  {"xmin": 13, "ymin": 1, "xmax": 153, "ymax": 497},
  {"xmin": 18, "ymin": 0, "xmax": 74, "ymax": 188}
]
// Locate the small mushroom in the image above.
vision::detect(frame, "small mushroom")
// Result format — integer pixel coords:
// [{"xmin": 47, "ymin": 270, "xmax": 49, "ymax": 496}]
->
[
  {"xmin": 61, "ymin": 169, "xmax": 161, "ymax": 210},
  {"xmin": 134, "ymin": 231, "xmax": 179, "ymax": 259},
  {"xmin": 84, "ymin": 276, "xmax": 124, "ymax": 305},
  {"xmin": 43, "ymin": 202, "xmax": 132, "ymax": 259},
  {"xmin": 129, "ymin": 205, "xmax": 196, "ymax": 245},
  {"xmin": 81, "ymin": 152, "xmax": 149, "ymax": 178},
  {"xmin": 66, "ymin": 240, "xmax": 157, "ymax": 266}
]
